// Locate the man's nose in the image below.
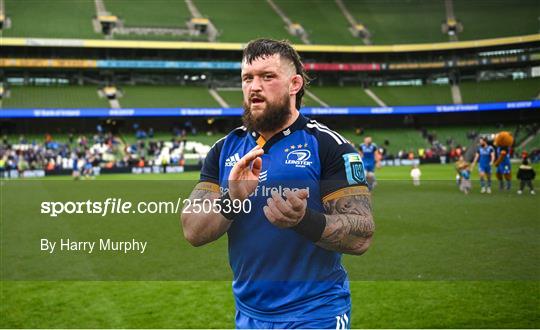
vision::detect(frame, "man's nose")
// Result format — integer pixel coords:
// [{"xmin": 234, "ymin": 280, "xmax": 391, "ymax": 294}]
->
[{"xmin": 250, "ymin": 76, "xmax": 262, "ymax": 91}]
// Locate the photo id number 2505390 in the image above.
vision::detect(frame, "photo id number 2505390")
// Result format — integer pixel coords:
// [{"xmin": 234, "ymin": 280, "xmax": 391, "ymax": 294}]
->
[{"xmin": 182, "ymin": 198, "xmax": 251, "ymax": 214}]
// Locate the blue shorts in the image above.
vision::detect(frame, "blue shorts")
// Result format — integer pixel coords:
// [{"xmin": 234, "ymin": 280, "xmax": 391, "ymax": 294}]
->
[
  {"xmin": 235, "ymin": 309, "xmax": 351, "ymax": 329},
  {"xmin": 478, "ymin": 164, "xmax": 491, "ymax": 174},
  {"xmin": 497, "ymin": 163, "xmax": 511, "ymax": 175},
  {"xmin": 364, "ymin": 163, "xmax": 375, "ymax": 173}
]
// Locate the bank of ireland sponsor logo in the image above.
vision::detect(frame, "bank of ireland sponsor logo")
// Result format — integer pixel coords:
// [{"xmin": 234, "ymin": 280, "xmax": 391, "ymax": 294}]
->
[
  {"xmin": 284, "ymin": 143, "xmax": 312, "ymax": 168},
  {"xmin": 225, "ymin": 153, "xmax": 241, "ymax": 167},
  {"xmin": 258, "ymin": 170, "xmax": 268, "ymax": 182},
  {"xmin": 343, "ymin": 153, "xmax": 366, "ymax": 185}
]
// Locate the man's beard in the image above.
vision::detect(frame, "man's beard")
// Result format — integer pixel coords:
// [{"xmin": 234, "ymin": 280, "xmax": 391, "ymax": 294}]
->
[{"xmin": 242, "ymin": 93, "xmax": 291, "ymax": 133}]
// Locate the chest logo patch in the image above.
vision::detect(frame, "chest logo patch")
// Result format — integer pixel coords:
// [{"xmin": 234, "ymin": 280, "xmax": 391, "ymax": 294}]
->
[
  {"xmin": 285, "ymin": 149, "xmax": 312, "ymax": 168},
  {"xmin": 284, "ymin": 143, "xmax": 312, "ymax": 168}
]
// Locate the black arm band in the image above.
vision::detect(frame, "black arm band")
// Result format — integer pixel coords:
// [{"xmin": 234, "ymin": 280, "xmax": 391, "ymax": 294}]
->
[
  {"xmin": 292, "ymin": 208, "xmax": 327, "ymax": 242},
  {"xmin": 218, "ymin": 192, "xmax": 239, "ymax": 221}
]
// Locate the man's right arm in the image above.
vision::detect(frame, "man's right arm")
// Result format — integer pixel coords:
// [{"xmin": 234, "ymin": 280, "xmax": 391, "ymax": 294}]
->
[
  {"xmin": 181, "ymin": 182, "xmax": 232, "ymax": 247},
  {"xmin": 180, "ymin": 142, "xmax": 264, "ymax": 247}
]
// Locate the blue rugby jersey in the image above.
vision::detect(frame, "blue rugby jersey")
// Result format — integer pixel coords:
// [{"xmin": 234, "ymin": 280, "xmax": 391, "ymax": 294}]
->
[
  {"xmin": 477, "ymin": 145, "xmax": 494, "ymax": 167},
  {"xmin": 359, "ymin": 143, "xmax": 377, "ymax": 167},
  {"xmin": 200, "ymin": 114, "xmax": 368, "ymax": 321}
]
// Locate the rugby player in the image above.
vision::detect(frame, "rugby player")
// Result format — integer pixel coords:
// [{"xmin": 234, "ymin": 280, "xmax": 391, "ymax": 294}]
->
[
  {"xmin": 471, "ymin": 137, "xmax": 495, "ymax": 193},
  {"xmin": 359, "ymin": 136, "xmax": 378, "ymax": 190},
  {"xmin": 181, "ymin": 39, "xmax": 374, "ymax": 329}
]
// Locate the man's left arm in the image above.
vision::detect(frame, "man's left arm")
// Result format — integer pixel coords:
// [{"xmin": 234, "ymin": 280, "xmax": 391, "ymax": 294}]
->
[{"xmin": 317, "ymin": 188, "xmax": 374, "ymax": 255}]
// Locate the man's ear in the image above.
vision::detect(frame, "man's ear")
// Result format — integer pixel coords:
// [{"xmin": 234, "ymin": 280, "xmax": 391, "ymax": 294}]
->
[{"xmin": 289, "ymin": 74, "xmax": 303, "ymax": 95}]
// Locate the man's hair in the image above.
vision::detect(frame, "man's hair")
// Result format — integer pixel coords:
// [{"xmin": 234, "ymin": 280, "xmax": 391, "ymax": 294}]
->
[{"xmin": 242, "ymin": 38, "xmax": 310, "ymax": 110}]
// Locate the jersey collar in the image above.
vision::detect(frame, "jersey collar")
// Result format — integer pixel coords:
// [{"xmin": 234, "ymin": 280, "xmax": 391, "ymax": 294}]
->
[{"xmin": 249, "ymin": 113, "xmax": 309, "ymax": 152}]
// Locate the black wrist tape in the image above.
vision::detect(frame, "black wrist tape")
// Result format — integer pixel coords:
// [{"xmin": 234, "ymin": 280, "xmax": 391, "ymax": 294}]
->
[
  {"xmin": 219, "ymin": 192, "xmax": 238, "ymax": 221},
  {"xmin": 292, "ymin": 208, "xmax": 327, "ymax": 242}
]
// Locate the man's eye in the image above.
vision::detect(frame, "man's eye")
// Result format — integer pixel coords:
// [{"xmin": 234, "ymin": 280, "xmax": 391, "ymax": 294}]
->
[
  {"xmin": 243, "ymin": 77, "xmax": 253, "ymax": 82},
  {"xmin": 263, "ymin": 75, "xmax": 273, "ymax": 80}
]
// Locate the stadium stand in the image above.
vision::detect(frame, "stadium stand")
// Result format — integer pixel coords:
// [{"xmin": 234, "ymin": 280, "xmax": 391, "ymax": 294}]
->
[
  {"xmin": 370, "ymin": 85, "xmax": 454, "ymax": 105},
  {"xmin": 103, "ymin": 0, "xmax": 191, "ymax": 29},
  {"xmin": 2, "ymin": 0, "xmax": 99, "ymax": 38},
  {"xmin": 2, "ymin": 0, "xmax": 538, "ymax": 44},
  {"xmin": 117, "ymin": 86, "xmax": 220, "ymax": 108},
  {"xmin": 193, "ymin": 0, "xmax": 302, "ymax": 43},
  {"xmin": 423, "ymin": 125, "xmax": 515, "ymax": 147},
  {"xmin": 453, "ymin": 0, "xmax": 540, "ymax": 41},
  {"xmin": 525, "ymin": 133, "xmax": 540, "ymax": 153},
  {"xmin": 2, "ymin": 86, "xmax": 109, "ymax": 108},
  {"xmin": 343, "ymin": 0, "xmax": 448, "ymax": 44},
  {"xmin": 460, "ymin": 78, "xmax": 540, "ymax": 103},
  {"xmin": 272, "ymin": 0, "xmax": 360, "ymax": 45},
  {"xmin": 1, "ymin": 80, "xmax": 538, "ymax": 109},
  {"xmin": 215, "ymin": 89, "xmax": 243, "ymax": 108},
  {"xmin": 101, "ymin": 0, "xmax": 209, "ymax": 41},
  {"xmin": 341, "ymin": 128, "xmax": 429, "ymax": 156},
  {"xmin": 307, "ymin": 86, "xmax": 378, "ymax": 106}
]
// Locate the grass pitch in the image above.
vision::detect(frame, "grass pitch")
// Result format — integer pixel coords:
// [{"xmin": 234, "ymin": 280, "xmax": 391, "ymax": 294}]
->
[{"xmin": 1, "ymin": 164, "xmax": 538, "ymax": 328}]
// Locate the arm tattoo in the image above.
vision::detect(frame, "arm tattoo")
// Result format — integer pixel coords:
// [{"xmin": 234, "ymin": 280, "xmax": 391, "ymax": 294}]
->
[
  {"xmin": 188, "ymin": 188, "xmax": 219, "ymax": 201},
  {"xmin": 317, "ymin": 194, "xmax": 375, "ymax": 254}
]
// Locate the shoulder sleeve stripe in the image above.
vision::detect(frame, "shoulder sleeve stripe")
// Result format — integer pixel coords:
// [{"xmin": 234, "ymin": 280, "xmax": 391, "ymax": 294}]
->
[
  {"xmin": 308, "ymin": 120, "xmax": 348, "ymax": 144},
  {"xmin": 210, "ymin": 135, "xmax": 227, "ymax": 148},
  {"xmin": 307, "ymin": 123, "xmax": 345, "ymax": 145},
  {"xmin": 310, "ymin": 120, "xmax": 348, "ymax": 143}
]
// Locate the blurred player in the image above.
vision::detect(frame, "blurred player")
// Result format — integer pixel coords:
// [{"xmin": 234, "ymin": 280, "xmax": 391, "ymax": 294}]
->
[
  {"xmin": 82, "ymin": 154, "xmax": 94, "ymax": 179},
  {"xmin": 71, "ymin": 152, "xmax": 81, "ymax": 180},
  {"xmin": 471, "ymin": 137, "xmax": 494, "ymax": 194},
  {"xmin": 359, "ymin": 136, "xmax": 379, "ymax": 190},
  {"xmin": 181, "ymin": 39, "xmax": 374, "ymax": 329}
]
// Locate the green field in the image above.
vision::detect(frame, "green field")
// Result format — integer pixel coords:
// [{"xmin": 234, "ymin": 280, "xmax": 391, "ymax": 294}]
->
[{"xmin": 1, "ymin": 164, "xmax": 538, "ymax": 328}]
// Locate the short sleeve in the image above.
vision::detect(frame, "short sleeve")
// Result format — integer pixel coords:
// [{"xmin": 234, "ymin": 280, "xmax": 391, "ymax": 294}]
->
[
  {"xmin": 199, "ymin": 138, "xmax": 225, "ymax": 184},
  {"xmin": 320, "ymin": 142, "xmax": 368, "ymax": 200}
]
